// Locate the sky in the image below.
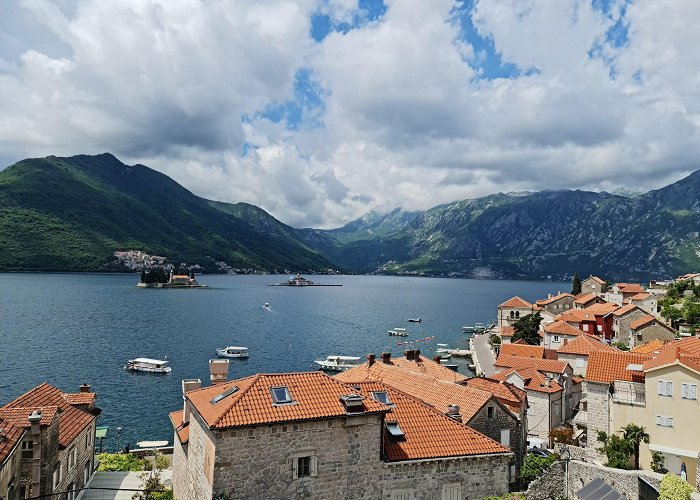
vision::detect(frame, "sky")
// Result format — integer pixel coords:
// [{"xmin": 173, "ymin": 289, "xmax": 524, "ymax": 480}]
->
[{"xmin": 1, "ymin": 0, "xmax": 699, "ymax": 228}]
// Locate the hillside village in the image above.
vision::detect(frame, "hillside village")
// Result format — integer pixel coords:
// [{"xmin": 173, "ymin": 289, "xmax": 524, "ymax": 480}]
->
[{"xmin": 2, "ymin": 273, "xmax": 700, "ymax": 499}]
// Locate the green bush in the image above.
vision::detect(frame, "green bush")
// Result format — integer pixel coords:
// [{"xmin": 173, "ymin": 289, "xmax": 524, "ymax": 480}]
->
[
  {"xmin": 479, "ymin": 495, "xmax": 525, "ymax": 500},
  {"xmin": 97, "ymin": 453, "xmax": 146, "ymax": 471},
  {"xmin": 521, "ymin": 453, "xmax": 557, "ymax": 486},
  {"xmin": 659, "ymin": 473, "xmax": 692, "ymax": 500}
]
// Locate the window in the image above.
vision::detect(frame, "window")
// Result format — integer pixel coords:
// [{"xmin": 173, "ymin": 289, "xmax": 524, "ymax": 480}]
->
[
  {"xmin": 21, "ymin": 440, "xmax": 33, "ymax": 459},
  {"xmin": 392, "ymin": 490, "xmax": 413, "ymax": 500},
  {"xmin": 582, "ymin": 324, "xmax": 589, "ymax": 332},
  {"xmin": 52, "ymin": 464, "xmax": 61, "ymax": 490},
  {"xmin": 515, "ymin": 311, "xmax": 520, "ymax": 318},
  {"xmin": 68, "ymin": 447, "xmax": 76, "ymax": 469},
  {"xmin": 487, "ymin": 406, "xmax": 494, "ymax": 418},
  {"xmin": 682, "ymin": 383, "xmax": 697, "ymax": 400},
  {"xmin": 500, "ymin": 429, "xmax": 510, "ymax": 447},
  {"xmin": 292, "ymin": 456, "xmax": 317, "ymax": 480},
  {"xmin": 576, "ymin": 358, "xmax": 585, "ymax": 368},
  {"xmin": 371, "ymin": 391, "xmax": 391, "ymax": 405},
  {"xmin": 271, "ymin": 386, "xmax": 293, "ymax": 405},
  {"xmin": 442, "ymin": 483, "xmax": 462, "ymax": 500},
  {"xmin": 656, "ymin": 415, "xmax": 673, "ymax": 427},
  {"xmin": 67, "ymin": 482, "xmax": 75, "ymax": 500},
  {"xmin": 657, "ymin": 380, "xmax": 673, "ymax": 397},
  {"xmin": 553, "ymin": 335, "xmax": 560, "ymax": 342},
  {"xmin": 596, "ymin": 325, "xmax": 602, "ymax": 332},
  {"xmin": 510, "ymin": 311, "xmax": 515, "ymax": 318}
]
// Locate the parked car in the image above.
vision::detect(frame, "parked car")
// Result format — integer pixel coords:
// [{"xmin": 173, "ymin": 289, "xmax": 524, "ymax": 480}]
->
[
  {"xmin": 526, "ymin": 437, "xmax": 547, "ymax": 450},
  {"xmin": 528, "ymin": 448, "xmax": 554, "ymax": 458}
]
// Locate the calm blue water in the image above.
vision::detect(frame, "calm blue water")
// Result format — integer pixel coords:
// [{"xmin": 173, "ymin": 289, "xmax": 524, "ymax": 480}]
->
[{"xmin": 0, "ymin": 273, "xmax": 565, "ymax": 449}]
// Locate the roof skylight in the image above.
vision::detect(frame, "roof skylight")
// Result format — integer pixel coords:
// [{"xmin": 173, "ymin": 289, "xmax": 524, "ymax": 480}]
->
[
  {"xmin": 210, "ymin": 385, "xmax": 239, "ymax": 404},
  {"xmin": 371, "ymin": 391, "xmax": 391, "ymax": 405},
  {"xmin": 271, "ymin": 386, "xmax": 293, "ymax": 405},
  {"xmin": 385, "ymin": 420, "xmax": 405, "ymax": 439}
]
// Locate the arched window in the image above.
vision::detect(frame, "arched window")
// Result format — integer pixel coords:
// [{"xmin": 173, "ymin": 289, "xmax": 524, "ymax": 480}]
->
[
  {"xmin": 510, "ymin": 311, "xmax": 515, "ymax": 318},
  {"xmin": 516, "ymin": 311, "xmax": 520, "ymax": 318}
]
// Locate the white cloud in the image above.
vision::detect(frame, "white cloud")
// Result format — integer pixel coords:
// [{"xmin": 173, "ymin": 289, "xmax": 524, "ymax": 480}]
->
[{"xmin": 1, "ymin": 0, "xmax": 699, "ymax": 228}]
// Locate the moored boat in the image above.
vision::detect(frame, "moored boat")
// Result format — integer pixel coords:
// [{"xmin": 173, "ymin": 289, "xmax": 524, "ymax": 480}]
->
[
  {"xmin": 124, "ymin": 358, "xmax": 171, "ymax": 373},
  {"xmin": 314, "ymin": 355, "xmax": 362, "ymax": 372},
  {"xmin": 388, "ymin": 327, "xmax": 408, "ymax": 337},
  {"xmin": 216, "ymin": 346, "xmax": 249, "ymax": 358},
  {"xmin": 408, "ymin": 318, "xmax": 422, "ymax": 323}
]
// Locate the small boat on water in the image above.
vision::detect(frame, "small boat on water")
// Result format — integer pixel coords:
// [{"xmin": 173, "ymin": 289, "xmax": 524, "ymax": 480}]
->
[
  {"xmin": 408, "ymin": 318, "xmax": 422, "ymax": 323},
  {"xmin": 474, "ymin": 322, "xmax": 486, "ymax": 332},
  {"xmin": 435, "ymin": 343, "xmax": 452, "ymax": 359},
  {"xmin": 388, "ymin": 328, "xmax": 408, "ymax": 337},
  {"xmin": 124, "ymin": 358, "xmax": 171, "ymax": 373},
  {"xmin": 216, "ymin": 346, "xmax": 249, "ymax": 358},
  {"xmin": 314, "ymin": 355, "xmax": 362, "ymax": 372},
  {"xmin": 462, "ymin": 325, "xmax": 476, "ymax": 333}
]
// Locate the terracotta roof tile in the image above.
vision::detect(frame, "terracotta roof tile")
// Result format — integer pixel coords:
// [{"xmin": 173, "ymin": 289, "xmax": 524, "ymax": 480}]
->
[
  {"xmin": 499, "ymin": 344, "xmax": 545, "ymax": 359},
  {"xmin": 354, "ymin": 383, "xmax": 510, "ymax": 461},
  {"xmin": 630, "ymin": 293, "xmax": 653, "ymax": 301},
  {"xmin": 491, "ymin": 368, "xmax": 563, "ymax": 393},
  {"xmin": 0, "ymin": 383, "xmax": 96, "ymax": 448},
  {"xmin": 186, "ymin": 372, "xmax": 389, "ymax": 429},
  {"xmin": 544, "ymin": 321, "xmax": 584, "ymax": 337},
  {"xmin": 498, "ymin": 296, "xmax": 533, "ymax": 309},
  {"xmin": 339, "ymin": 355, "xmax": 468, "ymax": 383},
  {"xmin": 65, "ymin": 393, "xmax": 97, "ymax": 406},
  {"xmin": 336, "ymin": 362, "xmax": 492, "ymax": 421},
  {"xmin": 629, "ymin": 315, "xmax": 672, "ymax": 332},
  {"xmin": 585, "ymin": 276, "xmax": 607, "ymax": 285},
  {"xmin": 616, "ymin": 283, "xmax": 645, "ymax": 294},
  {"xmin": 631, "ymin": 339, "xmax": 667, "ymax": 354},
  {"xmin": 169, "ymin": 410, "xmax": 189, "ymax": 444},
  {"xmin": 656, "ymin": 337, "xmax": 700, "ymax": 357},
  {"xmin": 584, "ymin": 303, "xmax": 620, "ymax": 315},
  {"xmin": 586, "ymin": 351, "xmax": 651, "ymax": 384},
  {"xmin": 0, "ymin": 406, "xmax": 59, "ymax": 428},
  {"xmin": 557, "ymin": 335, "xmax": 615, "ymax": 356},
  {"xmin": 536, "ymin": 293, "xmax": 574, "ymax": 306},
  {"xmin": 612, "ymin": 304, "xmax": 641, "ymax": 317},
  {"xmin": 500, "ymin": 326, "xmax": 515, "ymax": 337},
  {"xmin": 0, "ymin": 420, "xmax": 25, "ymax": 465},
  {"xmin": 574, "ymin": 293, "xmax": 598, "ymax": 305},
  {"xmin": 494, "ymin": 356, "xmax": 568, "ymax": 374},
  {"xmin": 460, "ymin": 377, "xmax": 527, "ymax": 412}
]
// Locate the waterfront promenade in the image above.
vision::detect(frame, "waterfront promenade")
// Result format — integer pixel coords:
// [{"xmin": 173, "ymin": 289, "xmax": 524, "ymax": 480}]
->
[{"xmin": 471, "ymin": 332, "xmax": 496, "ymax": 376}]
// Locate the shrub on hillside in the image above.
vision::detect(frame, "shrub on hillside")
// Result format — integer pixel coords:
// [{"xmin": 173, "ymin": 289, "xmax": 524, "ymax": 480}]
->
[{"xmin": 659, "ymin": 473, "xmax": 692, "ymax": 500}]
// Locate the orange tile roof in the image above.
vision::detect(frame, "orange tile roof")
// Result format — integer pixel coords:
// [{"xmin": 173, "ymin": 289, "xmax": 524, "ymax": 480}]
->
[
  {"xmin": 630, "ymin": 293, "xmax": 653, "ymax": 301},
  {"xmin": 0, "ymin": 383, "xmax": 96, "ymax": 448},
  {"xmin": 499, "ymin": 344, "xmax": 545, "ymax": 359},
  {"xmin": 491, "ymin": 368, "xmax": 563, "ymax": 394},
  {"xmin": 544, "ymin": 321, "xmax": 584, "ymax": 337},
  {"xmin": 0, "ymin": 420, "xmax": 25, "ymax": 465},
  {"xmin": 169, "ymin": 410, "xmax": 190, "ymax": 444},
  {"xmin": 557, "ymin": 335, "xmax": 615, "ymax": 356},
  {"xmin": 574, "ymin": 293, "xmax": 598, "ymax": 305},
  {"xmin": 0, "ymin": 406, "xmax": 59, "ymax": 427},
  {"xmin": 460, "ymin": 377, "xmax": 527, "ymax": 412},
  {"xmin": 536, "ymin": 293, "xmax": 574, "ymax": 306},
  {"xmin": 631, "ymin": 339, "xmax": 667, "ymax": 354},
  {"xmin": 585, "ymin": 303, "xmax": 620, "ymax": 315},
  {"xmin": 186, "ymin": 372, "xmax": 389, "ymax": 429},
  {"xmin": 586, "ymin": 351, "xmax": 651, "ymax": 384},
  {"xmin": 585, "ymin": 276, "xmax": 607, "ymax": 285},
  {"xmin": 656, "ymin": 337, "xmax": 700, "ymax": 357},
  {"xmin": 629, "ymin": 314, "xmax": 659, "ymax": 330},
  {"xmin": 498, "ymin": 296, "xmax": 533, "ymax": 309},
  {"xmin": 336, "ymin": 362, "xmax": 492, "ymax": 422},
  {"xmin": 612, "ymin": 303, "xmax": 641, "ymax": 317},
  {"xmin": 616, "ymin": 283, "xmax": 645, "ymax": 294},
  {"xmin": 494, "ymin": 356, "xmax": 568, "ymax": 374},
  {"xmin": 642, "ymin": 346, "xmax": 700, "ymax": 373},
  {"xmin": 65, "ymin": 393, "xmax": 97, "ymax": 406},
  {"xmin": 338, "ymin": 355, "xmax": 468, "ymax": 383},
  {"xmin": 500, "ymin": 326, "xmax": 515, "ymax": 337},
  {"xmin": 354, "ymin": 382, "xmax": 510, "ymax": 461}
]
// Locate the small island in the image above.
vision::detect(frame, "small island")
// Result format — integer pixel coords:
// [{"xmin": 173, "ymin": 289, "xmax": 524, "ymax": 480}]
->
[
  {"xmin": 268, "ymin": 274, "xmax": 341, "ymax": 287},
  {"xmin": 137, "ymin": 268, "xmax": 206, "ymax": 288}
]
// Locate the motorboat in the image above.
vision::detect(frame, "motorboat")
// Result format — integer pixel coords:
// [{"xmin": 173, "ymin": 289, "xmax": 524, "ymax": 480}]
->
[
  {"xmin": 435, "ymin": 343, "xmax": 452, "ymax": 359},
  {"xmin": 216, "ymin": 346, "xmax": 249, "ymax": 358},
  {"xmin": 462, "ymin": 325, "xmax": 476, "ymax": 333},
  {"xmin": 408, "ymin": 318, "xmax": 422, "ymax": 323},
  {"xmin": 314, "ymin": 355, "xmax": 363, "ymax": 372},
  {"xmin": 388, "ymin": 328, "xmax": 408, "ymax": 337},
  {"xmin": 124, "ymin": 358, "xmax": 171, "ymax": 373},
  {"xmin": 474, "ymin": 323, "xmax": 486, "ymax": 332}
]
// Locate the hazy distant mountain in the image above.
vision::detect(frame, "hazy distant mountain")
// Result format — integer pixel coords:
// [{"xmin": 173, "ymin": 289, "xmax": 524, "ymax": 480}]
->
[{"xmin": 0, "ymin": 154, "xmax": 335, "ymax": 272}]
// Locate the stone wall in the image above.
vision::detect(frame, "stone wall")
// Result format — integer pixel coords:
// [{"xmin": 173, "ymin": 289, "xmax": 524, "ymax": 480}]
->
[
  {"xmin": 614, "ymin": 309, "xmax": 647, "ymax": 343},
  {"xmin": 524, "ymin": 460, "xmax": 565, "ymax": 500},
  {"xmin": 0, "ymin": 436, "xmax": 22, "ymax": 500},
  {"xmin": 584, "ymin": 381, "xmax": 610, "ymax": 440},
  {"xmin": 56, "ymin": 420, "xmax": 97, "ymax": 498},
  {"xmin": 526, "ymin": 391, "xmax": 552, "ymax": 441},
  {"xmin": 172, "ymin": 409, "xmax": 215, "ymax": 500},
  {"xmin": 632, "ymin": 323, "xmax": 676, "ymax": 347},
  {"xmin": 469, "ymin": 400, "xmax": 523, "ymax": 484}
]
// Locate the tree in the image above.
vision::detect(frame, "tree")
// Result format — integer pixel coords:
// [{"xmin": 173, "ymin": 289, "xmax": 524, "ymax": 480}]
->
[
  {"xmin": 651, "ymin": 451, "xmax": 668, "ymax": 474},
  {"xmin": 601, "ymin": 281, "xmax": 609, "ymax": 293},
  {"xmin": 521, "ymin": 453, "xmax": 556, "ymax": 486},
  {"xmin": 572, "ymin": 273, "xmax": 582, "ymax": 295},
  {"xmin": 512, "ymin": 313, "xmax": 543, "ymax": 345},
  {"xmin": 621, "ymin": 423, "xmax": 649, "ymax": 469},
  {"xmin": 659, "ymin": 473, "xmax": 692, "ymax": 500},
  {"xmin": 550, "ymin": 427, "xmax": 575, "ymax": 445},
  {"xmin": 597, "ymin": 431, "xmax": 633, "ymax": 469}
]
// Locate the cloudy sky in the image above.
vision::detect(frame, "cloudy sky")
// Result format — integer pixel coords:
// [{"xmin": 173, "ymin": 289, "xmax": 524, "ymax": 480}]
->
[{"xmin": 1, "ymin": 0, "xmax": 699, "ymax": 228}]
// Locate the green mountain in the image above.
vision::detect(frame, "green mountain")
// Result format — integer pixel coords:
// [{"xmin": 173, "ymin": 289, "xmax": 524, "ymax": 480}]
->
[
  {"xmin": 0, "ymin": 153, "xmax": 336, "ymax": 272},
  {"xmin": 301, "ymin": 173, "xmax": 700, "ymax": 281}
]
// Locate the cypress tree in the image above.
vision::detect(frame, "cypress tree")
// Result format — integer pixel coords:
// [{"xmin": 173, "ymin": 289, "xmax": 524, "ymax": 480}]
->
[{"xmin": 572, "ymin": 272, "xmax": 582, "ymax": 295}]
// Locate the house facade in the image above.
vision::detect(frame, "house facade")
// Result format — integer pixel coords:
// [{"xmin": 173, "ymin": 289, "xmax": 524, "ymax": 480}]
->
[
  {"xmin": 171, "ymin": 371, "xmax": 513, "ymax": 500},
  {"xmin": 612, "ymin": 304, "xmax": 648, "ymax": 344},
  {"xmin": 629, "ymin": 315, "xmax": 676, "ymax": 348},
  {"xmin": 535, "ymin": 293, "xmax": 574, "ymax": 317},
  {"xmin": 497, "ymin": 297, "xmax": 534, "ymax": 327},
  {"xmin": 0, "ymin": 420, "xmax": 24, "ymax": 500},
  {"xmin": 581, "ymin": 276, "xmax": 607, "ymax": 295}
]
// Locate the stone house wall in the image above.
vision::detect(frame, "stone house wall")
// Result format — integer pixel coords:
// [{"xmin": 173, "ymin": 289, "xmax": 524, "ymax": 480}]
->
[
  {"xmin": 172, "ymin": 409, "xmax": 216, "ymax": 500},
  {"xmin": 524, "ymin": 459, "xmax": 564, "ymax": 500},
  {"xmin": 468, "ymin": 400, "xmax": 523, "ymax": 484},
  {"xmin": 584, "ymin": 381, "xmax": 610, "ymax": 442},
  {"xmin": 0, "ymin": 436, "xmax": 23, "ymax": 500},
  {"xmin": 24, "ymin": 416, "xmax": 61, "ymax": 498},
  {"xmin": 55, "ymin": 420, "xmax": 96, "ymax": 498},
  {"xmin": 525, "ymin": 391, "xmax": 552, "ymax": 441},
  {"xmin": 613, "ymin": 309, "xmax": 647, "ymax": 343},
  {"xmin": 631, "ymin": 323, "xmax": 676, "ymax": 347}
]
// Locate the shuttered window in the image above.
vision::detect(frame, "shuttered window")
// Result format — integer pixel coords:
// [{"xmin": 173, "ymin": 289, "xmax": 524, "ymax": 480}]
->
[
  {"xmin": 292, "ymin": 456, "xmax": 317, "ymax": 480},
  {"xmin": 682, "ymin": 383, "xmax": 697, "ymax": 400},
  {"xmin": 656, "ymin": 415, "xmax": 673, "ymax": 427},
  {"xmin": 442, "ymin": 484, "xmax": 462, "ymax": 500},
  {"xmin": 657, "ymin": 380, "xmax": 673, "ymax": 397}
]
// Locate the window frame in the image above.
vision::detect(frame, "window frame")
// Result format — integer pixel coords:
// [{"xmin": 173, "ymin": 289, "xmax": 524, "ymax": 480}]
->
[
  {"xmin": 292, "ymin": 455, "xmax": 318, "ymax": 480},
  {"xmin": 682, "ymin": 383, "xmax": 697, "ymax": 400}
]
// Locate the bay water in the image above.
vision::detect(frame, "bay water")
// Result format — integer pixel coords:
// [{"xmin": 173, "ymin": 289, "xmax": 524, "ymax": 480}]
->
[{"xmin": 0, "ymin": 273, "xmax": 564, "ymax": 450}]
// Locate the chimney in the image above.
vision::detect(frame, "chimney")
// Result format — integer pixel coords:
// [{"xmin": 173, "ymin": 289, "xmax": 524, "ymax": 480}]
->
[
  {"xmin": 563, "ymin": 338, "xmax": 568, "ymax": 346},
  {"xmin": 446, "ymin": 405, "xmax": 462, "ymax": 422},
  {"xmin": 181, "ymin": 379, "xmax": 202, "ymax": 425},
  {"xmin": 367, "ymin": 354, "xmax": 376, "ymax": 367},
  {"xmin": 548, "ymin": 293, "xmax": 552, "ymax": 299},
  {"xmin": 79, "ymin": 384, "xmax": 91, "ymax": 393},
  {"xmin": 28, "ymin": 410, "xmax": 42, "ymax": 494},
  {"xmin": 415, "ymin": 349, "xmax": 420, "ymax": 360},
  {"xmin": 433, "ymin": 355, "xmax": 442, "ymax": 364},
  {"xmin": 404, "ymin": 350, "xmax": 415, "ymax": 361},
  {"xmin": 381, "ymin": 352, "xmax": 391, "ymax": 364},
  {"xmin": 209, "ymin": 359, "xmax": 230, "ymax": 385}
]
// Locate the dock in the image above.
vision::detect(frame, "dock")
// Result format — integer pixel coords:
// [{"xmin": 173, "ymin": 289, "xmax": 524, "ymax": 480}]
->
[{"xmin": 446, "ymin": 349, "xmax": 473, "ymax": 357}]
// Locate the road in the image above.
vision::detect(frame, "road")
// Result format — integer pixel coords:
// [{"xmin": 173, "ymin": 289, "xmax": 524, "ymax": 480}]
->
[
  {"xmin": 80, "ymin": 470, "xmax": 172, "ymax": 500},
  {"xmin": 472, "ymin": 332, "xmax": 496, "ymax": 377}
]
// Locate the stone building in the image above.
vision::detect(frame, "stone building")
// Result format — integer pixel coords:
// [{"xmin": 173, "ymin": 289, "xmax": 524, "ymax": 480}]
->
[
  {"xmin": 581, "ymin": 276, "xmax": 607, "ymax": 295},
  {"xmin": 0, "ymin": 419, "xmax": 25, "ymax": 500},
  {"xmin": 541, "ymin": 320, "xmax": 587, "ymax": 350},
  {"xmin": 170, "ymin": 371, "xmax": 512, "ymax": 500},
  {"xmin": 497, "ymin": 297, "xmax": 534, "ymax": 327},
  {"xmin": 0, "ymin": 383, "xmax": 99, "ymax": 499},
  {"xmin": 611, "ymin": 304, "xmax": 648, "ymax": 344},
  {"xmin": 557, "ymin": 334, "xmax": 615, "ymax": 377},
  {"xmin": 535, "ymin": 293, "xmax": 574, "ymax": 320},
  {"xmin": 629, "ymin": 292, "xmax": 658, "ymax": 315},
  {"xmin": 337, "ymin": 352, "xmax": 526, "ymax": 488},
  {"xmin": 629, "ymin": 315, "xmax": 676, "ymax": 348}
]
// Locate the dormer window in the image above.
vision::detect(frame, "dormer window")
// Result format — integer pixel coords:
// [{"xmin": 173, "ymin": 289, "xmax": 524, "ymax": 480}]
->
[
  {"xmin": 339, "ymin": 394, "xmax": 365, "ymax": 414},
  {"xmin": 371, "ymin": 391, "xmax": 391, "ymax": 405},
  {"xmin": 386, "ymin": 420, "xmax": 405, "ymax": 440},
  {"xmin": 271, "ymin": 386, "xmax": 293, "ymax": 405}
]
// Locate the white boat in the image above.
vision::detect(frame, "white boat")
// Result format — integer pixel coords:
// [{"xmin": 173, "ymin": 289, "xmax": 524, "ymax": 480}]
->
[
  {"xmin": 435, "ymin": 344, "xmax": 452, "ymax": 359},
  {"xmin": 388, "ymin": 328, "xmax": 408, "ymax": 337},
  {"xmin": 408, "ymin": 318, "xmax": 422, "ymax": 323},
  {"xmin": 216, "ymin": 346, "xmax": 249, "ymax": 358},
  {"xmin": 124, "ymin": 358, "xmax": 171, "ymax": 373},
  {"xmin": 314, "ymin": 355, "xmax": 363, "ymax": 372}
]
